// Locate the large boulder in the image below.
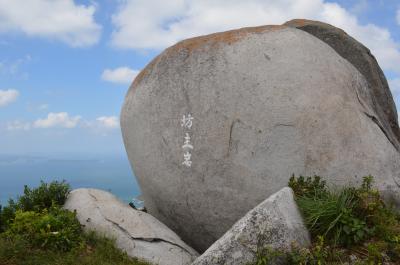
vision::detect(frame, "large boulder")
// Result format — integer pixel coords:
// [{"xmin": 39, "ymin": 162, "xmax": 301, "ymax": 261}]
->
[
  {"xmin": 121, "ymin": 21, "xmax": 400, "ymax": 252},
  {"xmin": 64, "ymin": 189, "xmax": 198, "ymax": 265},
  {"xmin": 192, "ymin": 187, "xmax": 310, "ymax": 265}
]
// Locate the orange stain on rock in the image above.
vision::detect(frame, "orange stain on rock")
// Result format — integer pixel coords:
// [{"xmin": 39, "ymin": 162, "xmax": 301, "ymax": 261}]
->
[
  {"xmin": 166, "ymin": 24, "xmax": 285, "ymax": 54},
  {"xmin": 131, "ymin": 54, "xmax": 162, "ymax": 88},
  {"xmin": 132, "ymin": 24, "xmax": 287, "ymax": 88},
  {"xmin": 283, "ymin": 19, "xmax": 311, "ymax": 27}
]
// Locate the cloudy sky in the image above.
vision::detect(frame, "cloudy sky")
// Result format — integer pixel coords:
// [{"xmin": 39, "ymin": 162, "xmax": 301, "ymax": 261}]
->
[{"xmin": 0, "ymin": 0, "xmax": 399, "ymax": 156}]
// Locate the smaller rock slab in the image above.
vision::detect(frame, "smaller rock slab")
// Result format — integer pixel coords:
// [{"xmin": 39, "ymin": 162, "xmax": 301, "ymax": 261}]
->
[
  {"xmin": 192, "ymin": 187, "xmax": 310, "ymax": 265},
  {"xmin": 64, "ymin": 188, "xmax": 198, "ymax": 265}
]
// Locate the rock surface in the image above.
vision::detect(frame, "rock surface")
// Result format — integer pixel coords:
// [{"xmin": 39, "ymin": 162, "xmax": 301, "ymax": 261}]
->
[
  {"xmin": 64, "ymin": 188, "xmax": 198, "ymax": 265},
  {"xmin": 121, "ymin": 21, "xmax": 400, "ymax": 252},
  {"xmin": 284, "ymin": 19, "xmax": 400, "ymax": 152},
  {"xmin": 192, "ymin": 187, "xmax": 310, "ymax": 265}
]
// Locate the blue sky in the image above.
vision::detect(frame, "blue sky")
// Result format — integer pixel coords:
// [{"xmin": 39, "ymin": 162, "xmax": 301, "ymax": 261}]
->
[{"xmin": 0, "ymin": 0, "xmax": 399, "ymax": 156}]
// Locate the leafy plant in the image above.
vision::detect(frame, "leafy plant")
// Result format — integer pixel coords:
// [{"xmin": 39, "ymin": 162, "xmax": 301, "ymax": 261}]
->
[
  {"xmin": 0, "ymin": 199, "xmax": 17, "ymax": 232},
  {"xmin": 252, "ymin": 247, "xmax": 286, "ymax": 265},
  {"xmin": 0, "ymin": 181, "xmax": 150, "ymax": 264},
  {"xmin": 289, "ymin": 175, "xmax": 327, "ymax": 198},
  {"xmin": 291, "ymin": 176, "xmax": 392, "ymax": 247},
  {"xmin": 5, "ymin": 207, "xmax": 83, "ymax": 252},
  {"xmin": 0, "ymin": 230, "xmax": 150, "ymax": 265},
  {"xmin": 253, "ymin": 175, "xmax": 400, "ymax": 264},
  {"xmin": 295, "ymin": 185, "xmax": 371, "ymax": 246},
  {"xmin": 339, "ymin": 211, "xmax": 372, "ymax": 246},
  {"xmin": 364, "ymin": 242, "xmax": 386, "ymax": 264},
  {"xmin": 0, "ymin": 180, "xmax": 70, "ymax": 232},
  {"xmin": 251, "ymin": 236, "xmax": 339, "ymax": 265},
  {"xmin": 17, "ymin": 180, "xmax": 70, "ymax": 212}
]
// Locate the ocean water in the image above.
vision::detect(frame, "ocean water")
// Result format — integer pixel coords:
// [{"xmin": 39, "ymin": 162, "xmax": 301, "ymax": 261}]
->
[{"xmin": 0, "ymin": 154, "xmax": 141, "ymax": 206}]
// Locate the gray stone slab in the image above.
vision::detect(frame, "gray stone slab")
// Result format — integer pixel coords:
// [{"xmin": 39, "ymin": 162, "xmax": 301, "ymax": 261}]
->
[
  {"xmin": 64, "ymin": 188, "xmax": 198, "ymax": 265},
  {"xmin": 192, "ymin": 187, "xmax": 310, "ymax": 265}
]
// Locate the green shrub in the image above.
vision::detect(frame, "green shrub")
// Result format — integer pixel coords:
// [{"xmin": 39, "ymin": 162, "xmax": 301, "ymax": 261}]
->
[
  {"xmin": 17, "ymin": 180, "xmax": 70, "ymax": 212},
  {"xmin": 0, "ymin": 199, "xmax": 18, "ymax": 232},
  {"xmin": 5, "ymin": 207, "xmax": 83, "ymax": 252},
  {"xmin": 0, "ymin": 181, "xmax": 151, "ymax": 264},
  {"xmin": 286, "ymin": 236, "xmax": 332, "ymax": 265},
  {"xmin": 0, "ymin": 180, "xmax": 70, "ymax": 232},
  {"xmin": 252, "ymin": 247, "xmax": 286, "ymax": 265},
  {"xmin": 251, "ymin": 236, "xmax": 341, "ymax": 265},
  {"xmin": 296, "ymin": 187, "xmax": 374, "ymax": 246},
  {"xmin": 289, "ymin": 176, "xmax": 388, "ymax": 246},
  {"xmin": 287, "ymin": 175, "xmax": 400, "ymax": 263},
  {"xmin": 288, "ymin": 175, "xmax": 327, "ymax": 198},
  {"xmin": 0, "ymin": 230, "xmax": 151, "ymax": 265},
  {"xmin": 253, "ymin": 175, "xmax": 400, "ymax": 264}
]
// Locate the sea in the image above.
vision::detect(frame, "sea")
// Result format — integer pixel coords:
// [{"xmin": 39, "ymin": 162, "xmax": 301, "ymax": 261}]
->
[{"xmin": 0, "ymin": 154, "xmax": 141, "ymax": 206}]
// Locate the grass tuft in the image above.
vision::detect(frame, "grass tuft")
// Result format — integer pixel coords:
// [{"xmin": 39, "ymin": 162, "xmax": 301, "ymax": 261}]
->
[{"xmin": 251, "ymin": 175, "xmax": 400, "ymax": 264}]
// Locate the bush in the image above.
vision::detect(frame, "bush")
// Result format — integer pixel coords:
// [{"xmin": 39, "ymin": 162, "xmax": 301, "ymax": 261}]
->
[
  {"xmin": 284, "ymin": 175, "xmax": 400, "ymax": 264},
  {"xmin": 296, "ymin": 186, "xmax": 374, "ymax": 246},
  {"xmin": 289, "ymin": 175, "xmax": 385, "ymax": 246},
  {"xmin": 17, "ymin": 180, "xmax": 70, "ymax": 212},
  {"xmin": 288, "ymin": 175, "xmax": 327, "ymax": 198},
  {"xmin": 253, "ymin": 176, "xmax": 400, "ymax": 265},
  {"xmin": 253, "ymin": 175, "xmax": 400, "ymax": 264},
  {"xmin": 5, "ymin": 207, "xmax": 83, "ymax": 252},
  {"xmin": 0, "ymin": 180, "xmax": 77, "ymax": 251},
  {"xmin": 252, "ymin": 236, "xmax": 338, "ymax": 265},
  {"xmin": 0, "ymin": 200, "xmax": 18, "ymax": 233},
  {"xmin": 0, "ymin": 180, "xmax": 70, "ymax": 232},
  {"xmin": 0, "ymin": 180, "xmax": 150, "ymax": 265},
  {"xmin": 0, "ymin": 230, "xmax": 151, "ymax": 265}
]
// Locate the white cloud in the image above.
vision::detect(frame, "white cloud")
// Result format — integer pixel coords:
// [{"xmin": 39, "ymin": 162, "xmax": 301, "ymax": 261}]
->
[
  {"xmin": 0, "ymin": 0, "xmax": 101, "ymax": 47},
  {"xmin": 6, "ymin": 120, "xmax": 30, "ymax": 131},
  {"xmin": 101, "ymin": 67, "xmax": 139, "ymax": 84},
  {"xmin": 96, "ymin": 116, "xmax": 119, "ymax": 129},
  {"xmin": 0, "ymin": 89, "xmax": 19, "ymax": 107},
  {"xmin": 33, "ymin": 112, "xmax": 81, "ymax": 128},
  {"xmin": 5, "ymin": 114, "xmax": 119, "ymax": 131},
  {"xmin": 111, "ymin": 0, "xmax": 400, "ymax": 73}
]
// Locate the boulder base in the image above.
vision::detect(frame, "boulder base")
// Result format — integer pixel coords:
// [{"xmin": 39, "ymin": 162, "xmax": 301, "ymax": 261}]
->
[
  {"xmin": 64, "ymin": 188, "xmax": 198, "ymax": 265},
  {"xmin": 192, "ymin": 187, "xmax": 310, "ymax": 265}
]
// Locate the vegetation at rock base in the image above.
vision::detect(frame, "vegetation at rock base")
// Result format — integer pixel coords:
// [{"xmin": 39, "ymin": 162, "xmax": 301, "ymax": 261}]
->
[
  {"xmin": 0, "ymin": 181, "xmax": 150, "ymax": 265},
  {"xmin": 252, "ymin": 175, "xmax": 400, "ymax": 264},
  {"xmin": 0, "ymin": 180, "xmax": 70, "ymax": 233}
]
